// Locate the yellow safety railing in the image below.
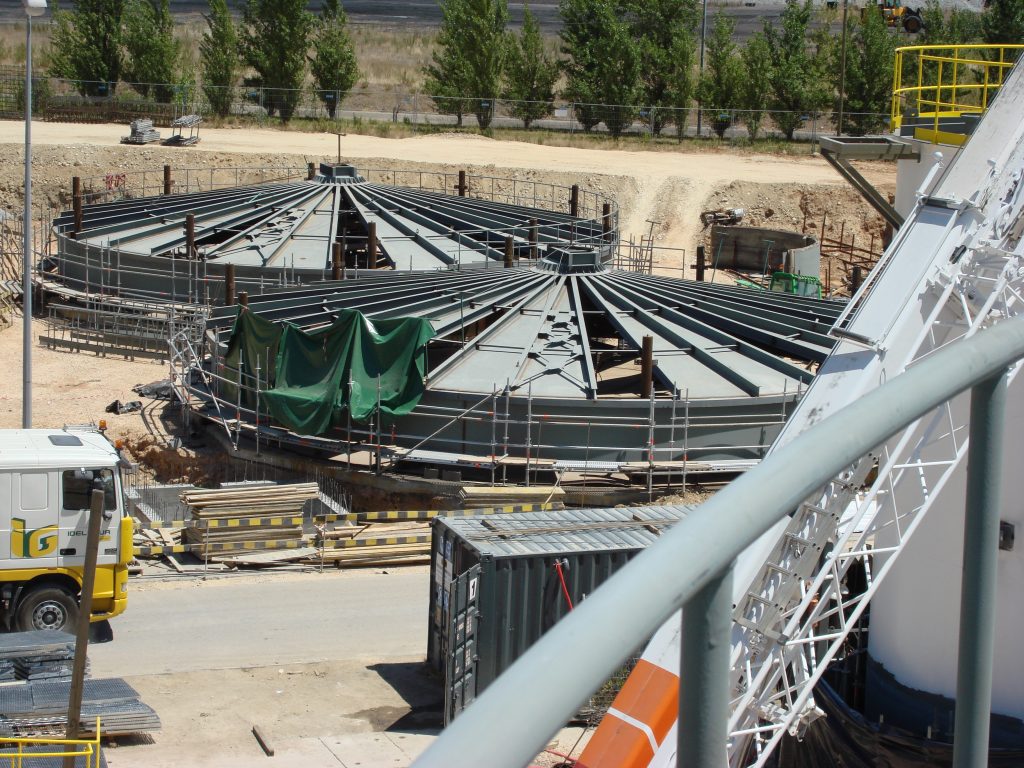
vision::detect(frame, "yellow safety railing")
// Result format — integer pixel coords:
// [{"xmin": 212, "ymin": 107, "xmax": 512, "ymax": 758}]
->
[
  {"xmin": 0, "ymin": 720, "xmax": 102, "ymax": 768},
  {"xmin": 891, "ymin": 44, "xmax": 1024, "ymax": 146}
]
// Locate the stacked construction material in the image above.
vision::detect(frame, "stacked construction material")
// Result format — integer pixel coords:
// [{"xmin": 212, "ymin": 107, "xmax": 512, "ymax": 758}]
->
[
  {"xmin": 120, "ymin": 118, "xmax": 161, "ymax": 144},
  {"xmin": 0, "ymin": 678, "xmax": 160, "ymax": 737},
  {"xmin": 162, "ymin": 114, "xmax": 201, "ymax": 146},
  {"xmin": 458, "ymin": 486, "xmax": 566, "ymax": 508},
  {"xmin": 182, "ymin": 483, "xmax": 317, "ymax": 555},
  {"xmin": 0, "ymin": 631, "xmax": 81, "ymax": 683}
]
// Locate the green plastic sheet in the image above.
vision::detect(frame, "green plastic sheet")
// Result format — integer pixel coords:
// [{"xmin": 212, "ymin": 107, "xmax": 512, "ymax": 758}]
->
[{"xmin": 223, "ymin": 307, "xmax": 435, "ymax": 435}]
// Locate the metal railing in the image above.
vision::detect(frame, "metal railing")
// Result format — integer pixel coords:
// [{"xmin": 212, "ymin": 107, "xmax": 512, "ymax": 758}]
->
[
  {"xmin": 414, "ymin": 315, "xmax": 1024, "ymax": 767},
  {"xmin": 0, "ymin": 719, "xmax": 103, "ymax": 767},
  {"xmin": 891, "ymin": 44, "xmax": 1024, "ymax": 145}
]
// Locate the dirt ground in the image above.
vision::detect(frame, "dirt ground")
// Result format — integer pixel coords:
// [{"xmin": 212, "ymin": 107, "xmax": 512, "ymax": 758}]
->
[
  {"xmin": 0, "ymin": 121, "xmax": 897, "ymax": 766},
  {"xmin": 0, "ymin": 121, "xmax": 896, "ymax": 286}
]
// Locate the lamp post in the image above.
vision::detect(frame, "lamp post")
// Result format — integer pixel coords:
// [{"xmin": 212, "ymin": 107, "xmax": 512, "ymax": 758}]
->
[
  {"xmin": 837, "ymin": 0, "xmax": 850, "ymax": 135},
  {"xmin": 22, "ymin": 0, "xmax": 46, "ymax": 430},
  {"xmin": 697, "ymin": 0, "xmax": 708, "ymax": 138}
]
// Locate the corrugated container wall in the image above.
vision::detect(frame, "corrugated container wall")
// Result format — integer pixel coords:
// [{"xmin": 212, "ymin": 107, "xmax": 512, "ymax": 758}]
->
[{"xmin": 428, "ymin": 506, "xmax": 690, "ymax": 723}]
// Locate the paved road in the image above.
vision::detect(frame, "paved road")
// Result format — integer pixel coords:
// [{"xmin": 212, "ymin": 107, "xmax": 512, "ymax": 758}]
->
[
  {"xmin": 89, "ymin": 567, "xmax": 431, "ymax": 677},
  {"xmin": 0, "ymin": 0, "xmax": 790, "ymax": 37}
]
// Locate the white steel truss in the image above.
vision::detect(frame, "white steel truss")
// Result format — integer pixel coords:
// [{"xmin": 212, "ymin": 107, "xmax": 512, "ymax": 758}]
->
[{"xmin": 726, "ymin": 81, "xmax": 1024, "ymax": 765}]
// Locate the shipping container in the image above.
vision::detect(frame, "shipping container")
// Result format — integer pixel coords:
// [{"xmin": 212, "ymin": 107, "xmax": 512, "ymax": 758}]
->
[{"xmin": 428, "ymin": 505, "xmax": 691, "ymax": 723}]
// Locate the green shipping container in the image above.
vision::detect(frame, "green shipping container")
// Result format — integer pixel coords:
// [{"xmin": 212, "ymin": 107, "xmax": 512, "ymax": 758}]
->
[{"xmin": 428, "ymin": 505, "xmax": 691, "ymax": 724}]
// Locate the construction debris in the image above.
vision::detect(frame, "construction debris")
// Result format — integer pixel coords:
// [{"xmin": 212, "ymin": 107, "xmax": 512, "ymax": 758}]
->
[
  {"xmin": 120, "ymin": 118, "xmax": 161, "ymax": 145},
  {"xmin": 162, "ymin": 114, "xmax": 201, "ymax": 146}
]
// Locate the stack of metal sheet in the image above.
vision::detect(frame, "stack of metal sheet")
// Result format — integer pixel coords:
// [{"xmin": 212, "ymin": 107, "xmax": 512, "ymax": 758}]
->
[
  {"xmin": 120, "ymin": 118, "xmax": 161, "ymax": 145},
  {"xmin": 0, "ymin": 631, "xmax": 79, "ymax": 683},
  {"xmin": 0, "ymin": 678, "xmax": 160, "ymax": 737}
]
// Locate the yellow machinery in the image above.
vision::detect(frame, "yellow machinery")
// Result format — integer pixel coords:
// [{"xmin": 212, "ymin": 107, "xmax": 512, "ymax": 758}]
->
[
  {"xmin": 864, "ymin": 0, "xmax": 924, "ymax": 33},
  {"xmin": 891, "ymin": 44, "xmax": 1024, "ymax": 146}
]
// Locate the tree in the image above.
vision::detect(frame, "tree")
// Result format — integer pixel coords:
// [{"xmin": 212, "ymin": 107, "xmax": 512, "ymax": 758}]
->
[
  {"xmin": 665, "ymin": 24, "xmax": 697, "ymax": 140},
  {"xmin": 122, "ymin": 0, "xmax": 178, "ymax": 102},
  {"xmin": 310, "ymin": 0, "xmax": 359, "ymax": 120},
  {"xmin": 837, "ymin": 10, "xmax": 896, "ymax": 135},
  {"xmin": 201, "ymin": 0, "xmax": 239, "ymax": 118},
  {"xmin": 424, "ymin": 0, "xmax": 508, "ymax": 130},
  {"xmin": 504, "ymin": 5, "xmax": 558, "ymax": 129},
  {"xmin": 241, "ymin": 0, "xmax": 314, "ymax": 122},
  {"xmin": 621, "ymin": 0, "xmax": 700, "ymax": 135},
  {"xmin": 559, "ymin": 0, "xmax": 605, "ymax": 131},
  {"xmin": 697, "ymin": 13, "xmax": 742, "ymax": 138},
  {"xmin": 983, "ymin": 0, "xmax": 1024, "ymax": 54},
  {"xmin": 763, "ymin": 0, "xmax": 832, "ymax": 140},
  {"xmin": 740, "ymin": 32, "xmax": 771, "ymax": 141},
  {"xmin": 49, "ymin": 0, "xmax": 125, "ymax": 97},
  {"xmin": 560, "ymin": 0, "xmax": 641, "ymax": 137}
]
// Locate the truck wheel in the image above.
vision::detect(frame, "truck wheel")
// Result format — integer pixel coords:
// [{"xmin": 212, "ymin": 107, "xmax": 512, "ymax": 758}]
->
[
  {"xmin": 15, "ymin": 587, "xmax": 79, "ymax": 632},
  {"xmin": 903, "ymin": 14, "xmax": 922, "ymax": 33}
]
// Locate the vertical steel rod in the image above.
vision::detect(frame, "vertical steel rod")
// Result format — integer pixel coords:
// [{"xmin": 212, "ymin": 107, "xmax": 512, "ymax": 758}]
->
[
  {"xmin": 22, "ymin": 15, "xmax": 33, "ymax": 429},
  {"xmin": 952, "ymin": 371, "xmax": 1008, "ymax": 768},
  {"xmin": 679, "ymin": 564, "xmax": 733, "ymax": 768}
]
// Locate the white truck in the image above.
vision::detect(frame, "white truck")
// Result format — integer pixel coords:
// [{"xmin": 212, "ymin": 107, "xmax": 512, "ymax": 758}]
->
[{"xmin": 0, "ymin": 425, "xmax": 133, "ymax": 632}]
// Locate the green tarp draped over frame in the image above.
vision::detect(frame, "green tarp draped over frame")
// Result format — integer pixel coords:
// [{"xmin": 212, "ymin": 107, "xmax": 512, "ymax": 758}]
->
[{"xmin": 223, "ymin": 307, "xmax": 435, "ymax": 435}]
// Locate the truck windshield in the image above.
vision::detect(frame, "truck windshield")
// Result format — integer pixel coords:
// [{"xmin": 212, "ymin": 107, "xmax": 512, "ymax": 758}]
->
[{"xmin": 62, "ymin": 469, "xmax": 117, "ymax": 511}]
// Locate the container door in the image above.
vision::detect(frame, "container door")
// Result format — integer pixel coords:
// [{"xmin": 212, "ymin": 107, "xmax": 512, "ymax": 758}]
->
[{"xmin": 445, "ymin": 564, "xmax": 481, "ymax": 725}]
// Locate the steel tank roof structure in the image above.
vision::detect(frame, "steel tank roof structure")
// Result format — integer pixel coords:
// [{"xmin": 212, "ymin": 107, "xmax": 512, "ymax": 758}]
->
[
  {"xmin": 183, "ymin": 253, "xmax": 844, "ymax": 489},
  {"xmin": 48, "ymin": 164, "xmax": 616, "ymax": 304}
]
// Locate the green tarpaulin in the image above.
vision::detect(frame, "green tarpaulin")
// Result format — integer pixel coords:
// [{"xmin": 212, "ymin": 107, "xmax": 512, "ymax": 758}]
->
[{"xmin": 223, "ymin": 307, "xmax": 435, "ymax": 435}]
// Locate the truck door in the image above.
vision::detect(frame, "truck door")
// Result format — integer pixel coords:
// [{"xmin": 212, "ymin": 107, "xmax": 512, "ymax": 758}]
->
[
  {"xmin": 10, "ymin": 471, "xmax": 59, "ymax": 568},
  {"xmin": 58, "ymin": 470, "xmax": 117, "ymax": 567}
]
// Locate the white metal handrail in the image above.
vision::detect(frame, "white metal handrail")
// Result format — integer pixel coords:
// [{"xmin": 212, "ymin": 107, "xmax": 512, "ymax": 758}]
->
[{"xmin": 414, "ymin": 314, "xmax": 1024, "ymax": 768}]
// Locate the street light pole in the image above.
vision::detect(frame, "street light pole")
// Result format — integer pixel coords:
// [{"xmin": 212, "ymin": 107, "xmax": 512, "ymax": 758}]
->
[
  {"xmin": 22, "ymin": 0, "xmax": 46, "ymax": 430},
  {"xmin": 697, "ymin": 0, "xmax": 708, "ymax": 138},
  {"xmin": 837, "ymin": 0, "xmax": 850, "ymax": 135}
]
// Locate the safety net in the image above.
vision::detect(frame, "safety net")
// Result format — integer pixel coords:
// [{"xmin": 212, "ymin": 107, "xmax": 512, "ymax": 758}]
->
[{"xmin": 222, "ymin": 307, "xmax": 435, "ymax": 435}]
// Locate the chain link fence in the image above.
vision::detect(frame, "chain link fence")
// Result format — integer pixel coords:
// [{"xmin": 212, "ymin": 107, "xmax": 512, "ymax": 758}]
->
[{"xmin": 0, "ymin": 69, "xmax": 890, "ymax": 142}]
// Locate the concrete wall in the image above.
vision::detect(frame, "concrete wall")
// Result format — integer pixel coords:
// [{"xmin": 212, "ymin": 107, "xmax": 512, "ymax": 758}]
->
[{"xmin": 709, "ymin": 225, "xmax": 820, "ymax": 277}]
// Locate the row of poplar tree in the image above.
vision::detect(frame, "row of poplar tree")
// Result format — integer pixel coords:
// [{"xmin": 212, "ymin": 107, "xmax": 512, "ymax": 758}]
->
[{"xmin": 47, "ymin": 0, "xmax": 1024, "ymax": 138}]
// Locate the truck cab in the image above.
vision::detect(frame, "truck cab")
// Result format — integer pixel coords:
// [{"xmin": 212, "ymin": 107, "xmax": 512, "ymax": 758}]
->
[{"xmin": 0, "ymin": 426, "xmax": 133, "ymax": 632}]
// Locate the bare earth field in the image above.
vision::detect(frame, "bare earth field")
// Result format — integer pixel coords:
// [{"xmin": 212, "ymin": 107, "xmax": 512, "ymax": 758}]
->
[{"xmin": 0, "ymin": 121, "xmax": 896, "ymax": 766}]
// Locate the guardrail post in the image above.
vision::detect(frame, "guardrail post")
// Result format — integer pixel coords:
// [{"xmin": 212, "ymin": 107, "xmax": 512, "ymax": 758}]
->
[
  {"xmin": 163, "ymin": 164, "xmax": 172, "ymax": 195},
  {"xmin": 457, "ymin": 170, "xmax": 467, "ymax": 197},
  {"xmin": 570, "ymin": 184, "xmax": 579, "ymax": 217},
  {"xmin": 367, "ymin": 222, "xmax": 378, "ymax": 268},
  {"xmin": 696, "ymin": 245, "xmax": 705, "ymax": 282},
  {"xmin": 679, "ymin": 564, "xmax": 733, "ymax": 768},
  {"xmin": 72, "ymin": 177, "xmax": 82, "ymax": 234},
  {"xmin": 224, "ymin": 264, "xmax": 235, "ymax": 306},
  {"xmin": 953, "ymin": 370, "xmax": 1008, "ymax": 768},
  {"xmin": 332, "ymin": 242, "xmax": 342, "ymax": 280},
  {"xmin": 504, "ymin": 236, "xmax": 514, "ymax": 268}
]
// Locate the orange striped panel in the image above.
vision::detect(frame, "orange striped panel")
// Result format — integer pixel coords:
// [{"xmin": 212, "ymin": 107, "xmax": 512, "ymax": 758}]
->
[{"xmin": 577, "ymin": 659, "xmax": 679, "ymax": 768}]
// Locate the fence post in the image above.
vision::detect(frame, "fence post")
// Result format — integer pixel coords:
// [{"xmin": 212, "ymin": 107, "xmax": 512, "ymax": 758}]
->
[
  {"xmin": 367, "ymin": 222, "xmax": 378, "ymax": 268},
  {"xmin": 696, "ymin": 244, "xmax": 705, "ymax": 282},
  {"xmin": 72, "ymin": 177, "xmax": 83, "ymax": 234},
  {"xmin": 570, "ymin": 184, "xmax": 579, "ymax": 217},
  {"xmin": 163, "ymin": 164, "xmax": 172, "ymax": 195},
  {"xmin": 952, "ymin": 371, "xmax": 1008, "ymax": 768},
  {"xmin": 224, "ymin": 264, "xmax": 235, "ymax": 306}
]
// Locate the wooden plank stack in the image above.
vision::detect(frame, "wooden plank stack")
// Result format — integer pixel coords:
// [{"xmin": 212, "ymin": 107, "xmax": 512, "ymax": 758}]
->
[
  {"xmin": 182, "ymin": 483, "xmax": 318, "ymax": 554},
  {"xmin": 459, "ymin": 486, "xmax": 566, "ymax": 508}
]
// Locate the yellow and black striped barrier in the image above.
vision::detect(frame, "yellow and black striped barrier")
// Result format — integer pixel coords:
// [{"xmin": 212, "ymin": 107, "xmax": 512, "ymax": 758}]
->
[
  {"xmin": 134, "ymin": 534, "xmax": 431, "ymax": 556},
  {"xmin": 137, "ymin": 516, "xmax": 304, "ymax": 530},
  {"xmin": 317, "ymin": 501, "xmax": 564, "ymax": 523}
]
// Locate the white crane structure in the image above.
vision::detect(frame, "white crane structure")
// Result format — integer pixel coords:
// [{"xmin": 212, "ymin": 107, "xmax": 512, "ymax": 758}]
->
[{"xmin": 576, "ymin": 49, "xmax": 1024, "ymax": 768}]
